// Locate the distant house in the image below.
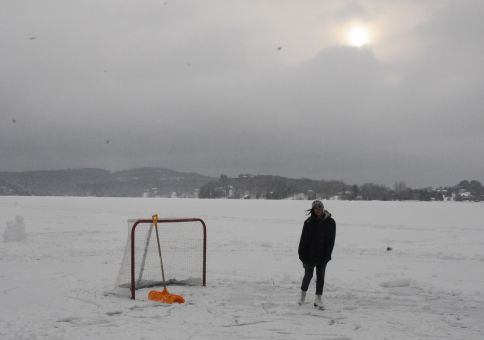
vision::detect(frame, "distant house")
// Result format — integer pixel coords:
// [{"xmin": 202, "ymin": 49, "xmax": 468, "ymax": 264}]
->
[
  {"xmin": 292, "ymin": 193, "xmax": 307, "ymax": 200},
  {"xmin": 458, "ymin": 190, "xmax": 474, "ymax": 201}
]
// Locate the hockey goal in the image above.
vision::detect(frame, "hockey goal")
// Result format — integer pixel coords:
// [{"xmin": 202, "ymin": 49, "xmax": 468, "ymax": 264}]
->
[{"xmin": 111, "ymin": 217, "xmax": 207, "ymax": 300}]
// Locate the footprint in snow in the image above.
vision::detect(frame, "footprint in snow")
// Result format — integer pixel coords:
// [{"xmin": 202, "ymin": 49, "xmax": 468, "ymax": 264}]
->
[
  {"xmin": 106, "ymin": 311, "xmax": 122, "ymax": 316},
  {"xmin": 379, "ymin": 279, "xmax": 412, "ymax": 288}
]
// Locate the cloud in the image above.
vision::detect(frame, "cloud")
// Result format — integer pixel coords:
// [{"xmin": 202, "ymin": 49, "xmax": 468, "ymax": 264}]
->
[{"xmin": 1, "ymin": 1, "xmax": 483, "ymax": 187}]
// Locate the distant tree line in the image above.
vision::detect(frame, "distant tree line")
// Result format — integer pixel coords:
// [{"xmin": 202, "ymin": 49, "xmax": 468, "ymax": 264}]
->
[
  {"xmin": 1, "ymin": 168, "xmax": 483, "ymax": 201},
  {"xmin": 199, "ymin": 175, "xmax": 484, "ymax": 202},
  {"xmin": 199, "ymin": 174, "xmax": 347, "ymax": 200},
  {"xmin": 0, "ymin": 168, "xmax": 212, "ymax": 197}
]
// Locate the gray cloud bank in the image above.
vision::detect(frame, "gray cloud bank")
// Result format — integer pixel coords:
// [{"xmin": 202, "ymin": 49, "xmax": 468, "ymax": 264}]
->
[{"xmin": 1, "ymin": 0, "xmax": 483, "ymax": 187}]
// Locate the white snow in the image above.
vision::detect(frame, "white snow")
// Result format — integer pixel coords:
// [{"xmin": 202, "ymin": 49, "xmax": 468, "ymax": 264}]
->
[{"xmin": 0, "ymin": 197, "xmax": 483, "ymax": 339}]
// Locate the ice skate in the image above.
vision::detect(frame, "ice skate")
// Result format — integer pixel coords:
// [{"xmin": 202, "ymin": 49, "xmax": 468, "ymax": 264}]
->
[
  {"xmin": 298, "ymin": 290, "xmax": 306, "ymax": 306},
  {"xmin": 314, "ymin": 294, "xmax": 324, "ymax": 310}
]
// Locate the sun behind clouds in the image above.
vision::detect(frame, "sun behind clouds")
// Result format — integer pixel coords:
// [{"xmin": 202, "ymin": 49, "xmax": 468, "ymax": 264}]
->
[{"xmin": 346, "ymin": 25, "xmax": 371, "ymax": 47}]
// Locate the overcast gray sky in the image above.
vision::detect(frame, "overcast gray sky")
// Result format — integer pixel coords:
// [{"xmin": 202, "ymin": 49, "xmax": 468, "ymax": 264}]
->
[{"xmin": 1, "ymin": 0, "xmax": 483, "ymax": 187}]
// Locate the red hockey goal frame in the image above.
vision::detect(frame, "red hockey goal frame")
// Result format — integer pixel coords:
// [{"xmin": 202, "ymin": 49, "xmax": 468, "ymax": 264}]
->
[{"xmin": 129, "ymin": 217, "xmax": 207, "ymax": 300}]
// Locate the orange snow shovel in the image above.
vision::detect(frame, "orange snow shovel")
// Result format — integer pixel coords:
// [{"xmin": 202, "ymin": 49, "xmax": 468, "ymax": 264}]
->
[{"xmin": 148, "ymin": 214, "xmax": 185, "ymax": 304}]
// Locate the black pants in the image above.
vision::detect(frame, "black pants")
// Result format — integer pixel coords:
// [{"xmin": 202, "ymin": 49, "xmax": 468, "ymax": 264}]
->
[{"xmin": 301, "ymin": 262, "xmax": 327, "ymax": 295}]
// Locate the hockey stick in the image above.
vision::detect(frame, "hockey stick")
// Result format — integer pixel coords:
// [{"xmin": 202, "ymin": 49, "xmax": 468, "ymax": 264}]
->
[{"xmin": 147, "ymin": 214, "xmax": 185, "ymax": 304}]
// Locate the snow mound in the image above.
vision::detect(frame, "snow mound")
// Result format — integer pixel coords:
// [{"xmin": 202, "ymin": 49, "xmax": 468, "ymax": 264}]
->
[{"xmin": 3, "ymin": 215, "xmax": 27, "ymax": 242}]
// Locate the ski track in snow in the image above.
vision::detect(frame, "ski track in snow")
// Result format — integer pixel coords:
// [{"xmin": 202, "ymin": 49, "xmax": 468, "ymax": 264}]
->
[{"xmin": 1, "ymin": 197, "xmax": 484, "ymax": 339}]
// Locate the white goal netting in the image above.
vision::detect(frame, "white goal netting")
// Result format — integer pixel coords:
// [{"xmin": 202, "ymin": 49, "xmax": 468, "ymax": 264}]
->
[{"xmin": 110, "ymin": 218, "xmax": 206, "ymax": 298}]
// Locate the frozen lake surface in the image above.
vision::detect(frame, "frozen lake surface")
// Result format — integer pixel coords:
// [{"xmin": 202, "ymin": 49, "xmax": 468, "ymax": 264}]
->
[{"xmin": 1, "ymin": 197, "xmax": 483, "ymax": 339}]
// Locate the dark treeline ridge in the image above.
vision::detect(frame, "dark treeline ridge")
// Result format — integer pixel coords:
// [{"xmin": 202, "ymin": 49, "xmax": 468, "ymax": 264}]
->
[
  {"xmin": 1, "ymin": 168, "xmax": 483, "ymax": 201},
  {"xmin": 0, "ymin": 168, "xmax": 213, "ymax": 198},
  {"xmin": 199, "ymin": 174, "xmax": 484, "ymax": 202}
]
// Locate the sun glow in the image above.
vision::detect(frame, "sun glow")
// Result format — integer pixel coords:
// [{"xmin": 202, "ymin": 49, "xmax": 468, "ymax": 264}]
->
[{"xmin": 347, "ymin": 26, "xmax": 370, "ymax": 47}]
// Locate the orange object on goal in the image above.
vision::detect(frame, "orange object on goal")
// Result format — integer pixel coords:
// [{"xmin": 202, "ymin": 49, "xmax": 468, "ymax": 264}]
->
[
  {"xmin": 147, "ymin": 214, "xmax": 185, "ymax": 304},
  {"xmin": 148, "ymin": 287, "xmax": 185, "ymax": 304}
]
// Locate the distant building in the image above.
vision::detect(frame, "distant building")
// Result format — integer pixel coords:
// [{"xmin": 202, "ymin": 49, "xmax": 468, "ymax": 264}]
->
[{"xmin": 292, "ymin": 193, "xmax": 307, "ymax": 200}]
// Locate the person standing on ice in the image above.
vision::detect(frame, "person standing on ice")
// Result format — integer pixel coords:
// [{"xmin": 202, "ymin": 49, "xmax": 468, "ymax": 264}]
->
[{"xmin": 298, "ymin": 200, "xmax": 336, "ymax": 309}]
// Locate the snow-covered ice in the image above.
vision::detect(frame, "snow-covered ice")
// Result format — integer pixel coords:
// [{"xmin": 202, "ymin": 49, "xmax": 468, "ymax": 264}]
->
[{"xmin": 0, "ymin": 197, "xmax": 483, "ymax": 339}]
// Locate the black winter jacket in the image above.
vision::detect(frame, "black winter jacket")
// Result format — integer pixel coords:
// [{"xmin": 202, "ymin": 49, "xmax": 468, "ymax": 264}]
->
[{"xmin": 298, "ymin": 211, "xmax": 336, "ymax": 265}]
